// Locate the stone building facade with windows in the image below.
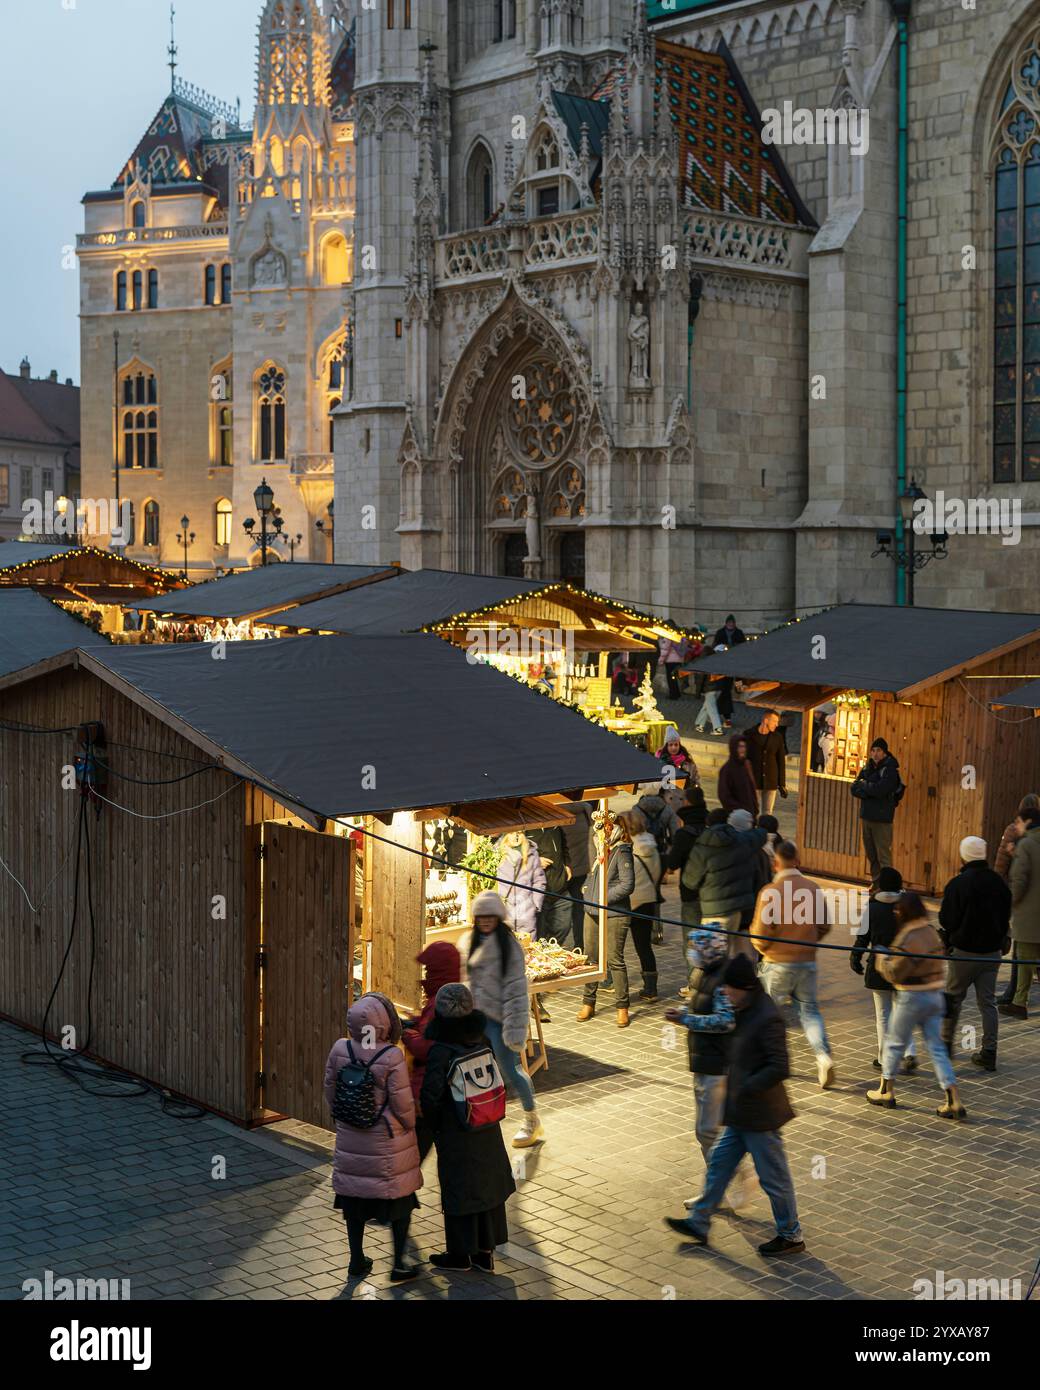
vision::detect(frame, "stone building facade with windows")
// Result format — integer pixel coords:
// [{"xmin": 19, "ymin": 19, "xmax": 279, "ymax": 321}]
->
[
  {"xmin": 78, "ymin": 0, "xmax": 1040, "ymax": 619},
  {"xmin": 0, "ymin": 361, "xmax": 79, "ymax": 544}
]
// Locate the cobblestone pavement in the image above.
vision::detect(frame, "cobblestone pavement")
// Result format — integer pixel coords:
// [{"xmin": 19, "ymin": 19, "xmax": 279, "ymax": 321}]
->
[{"xmin": 2, "ymin": 883, "xmax": 1038, "ymax": 1302}]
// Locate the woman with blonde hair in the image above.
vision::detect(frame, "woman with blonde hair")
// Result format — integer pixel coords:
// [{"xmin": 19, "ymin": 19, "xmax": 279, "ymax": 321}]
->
[{"xmin": 495, "ymin": 831, "xmax": 546, "ymax": 938}]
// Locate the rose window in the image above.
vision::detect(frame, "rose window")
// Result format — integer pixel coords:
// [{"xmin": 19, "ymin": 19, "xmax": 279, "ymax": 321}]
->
[{"xmin": 505, "ymin": 360, "xmax": 577, "ymax": 466}]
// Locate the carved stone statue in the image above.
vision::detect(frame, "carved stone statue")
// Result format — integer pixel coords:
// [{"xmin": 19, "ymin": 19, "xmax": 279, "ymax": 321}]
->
[
  {"xmin": 628, "ymin": 301, "xmax": 650, "ymax": 383},
  {"xmin": 253, "ymin": 247, "xmax": 286, "ymax": 288},
  {"xmin": 524, "ymin": 487, "xmax": 542, "ymax": 564}
]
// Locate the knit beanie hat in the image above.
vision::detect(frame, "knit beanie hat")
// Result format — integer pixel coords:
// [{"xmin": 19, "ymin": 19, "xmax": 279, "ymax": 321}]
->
[
  {"xmin": 728, "ymin": 808, "xmax": 754, "ymax": 831},
  {"xmin": 723, "ymin": 955, "xmax": 758, "ymax": 990},
  {"xmin": 877, "ymin": 866, "xmax": 903, "ymax": 893},
  {"xmin": 959, "ymin": 836, "xmax": 987, "ymax": 863},
  {"xmin": 663, "ymin": 726, "xmax": 680, "ymax": 744},
  {"xmin": 435, "ymin": 982, "xmax": 474, "ymax": 1019},
  {"xmin": 470, "ymin": 890, "xmax": 509, "ymax": 921}
]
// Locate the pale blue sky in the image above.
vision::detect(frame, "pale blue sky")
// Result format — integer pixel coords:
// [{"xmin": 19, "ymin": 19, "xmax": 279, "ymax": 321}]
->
[{"xmin": 0, "ymin": 0, "xmax": 260, "ymax": 384}]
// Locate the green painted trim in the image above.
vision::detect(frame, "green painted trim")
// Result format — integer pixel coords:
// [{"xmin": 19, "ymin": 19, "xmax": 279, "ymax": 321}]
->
[{"xmin": 895, "ymin": 11, "xmax": 910, "ymax": 606}]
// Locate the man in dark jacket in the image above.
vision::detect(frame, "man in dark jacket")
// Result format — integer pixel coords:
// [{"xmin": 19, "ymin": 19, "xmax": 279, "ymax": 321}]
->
[
  {"xmin": 713, "ymin": 615, "xmax": 746, "ymax": 648},
  {"xmin": 529, "ymin": 825, "xmax": 572, "ymax": 944},
  {"xmin": 558, "ymin": 795, "xmax": 593, "ymax": 952},
  {"xmin": 682, "ymin": 810, "xmax": 767, "ymax": 949},
  {"xmin": 850, "ymin": 738, "xmax": 903, "ymax": 884},
  {"xmin": 665, "ymin": 786, "xmax": 709, "ymax": 929},
  {"xmin": 717, "ymin": 734, "xmax": 759, "ymax": 817},
  {"xmin": 666, "ymin": 929, "xmax": 758, "ymax": 1211},
  {"xmin": 665, "ymin": 954, "xmax": 803, "ymax": 1256},
  {"xmin": 939, "ymin": 836, "xmax": 1011, "ymax": 1071},
  {"xmin": 743, "ymin": 710, "xmax": 788, "ymax": 818}
]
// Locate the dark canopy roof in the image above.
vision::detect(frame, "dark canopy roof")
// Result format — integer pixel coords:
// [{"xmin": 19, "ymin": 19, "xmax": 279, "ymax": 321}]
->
[
  {"xmin": 44, "ymin": 636, "xmax": 662, "ymax": 820},
  {"xmin": 134, "ymin": 564, "xmax": 396, "ymax": 621},
  {"xmin": 0, "ymin": 591, "xmax": 108, "ymax": 679},
  {"xmin": 990, "ymin": 679, "xmax": 1040, "ymax": 713},
  {"xmin": 259, "ymin": 569, "xmax": 546, "ymax": 635},
  {"xmin": 0, "ymin": 543, "xmax": 78, "ymax": 572},
  {"xmin": 687, "ymin": 604, "xmax": 1040, "ymax": 699}
]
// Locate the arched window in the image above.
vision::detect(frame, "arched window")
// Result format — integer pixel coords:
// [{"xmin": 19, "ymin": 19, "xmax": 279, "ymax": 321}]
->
[
  {"xmin": 501, "ymin": 533, "xmax": 527, "ymax": 578},
  {"xmin": 123, "ymin": 501, "xmax": 136, "ymax": 546},
  {"xmin": 116, "ymin": 271, "xmax": 127, "ymax": 311},
  {"xmin": 131, "ymin": 201, "xmax": 145, "ymax": 229},
  {"xmin": 143, "ymin": 499, "xmax": 160, "ymax": 546},
  {"xmin": 210, "ymin": 363, "xmax": 234, "ymax": 467},
  {"xmin": 120, "ymin": 369, "xmax": 159, "ymax": 469},
  {"xmin": 329, "ymin": 397, "xmax": 341, "ymax": 452},
  {"xmin": 320, "ymin": 232, "xmax": 352, "ymax": 285},
  {"xmin": 256, "ymin": 363, "xmax": 287, "ymax": 462},
  {"xmin": 991, "ymin": 38, "xmax": 1040, "ymax": 482},
  {"xmin": 466, "ymin": 144, "xmax": 495, "ymax": 228},
  {"xmin": 558, "ymin": 531, "xmax": 585, "ymax": 586},
  {"xmin": 205, "ymin": 265, "xmax": 217, "ymax": 305},
  {"xmin": 132, "ymin": 270, "xmax": 143, "ymax": 311},
  {"xmin": 147, "ymin": 268, "xmax": 159, "ymax": 309},
  {"xmin": 215, "ymin": 497, "xmax": 233, "ymax": 547},
  {"xmin": 221, "ymin": 263, "xmax": 233, "ymax": 304}
]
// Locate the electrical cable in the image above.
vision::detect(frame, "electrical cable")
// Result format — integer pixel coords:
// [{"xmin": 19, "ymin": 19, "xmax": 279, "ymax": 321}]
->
[
  {"xmin": 94, "ymin": 756, "xmax": 222, "ymax": 787},
  {"xmin": 0, "ymin": 816, "xmax": 79, "ymax": 915},
  {"xmin": 92, "ymin": 784, "xmax": 239, "ymax": 819}
]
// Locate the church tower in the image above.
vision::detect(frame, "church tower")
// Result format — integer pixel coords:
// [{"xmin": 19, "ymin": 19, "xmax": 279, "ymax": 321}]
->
[
  {"xmin": 337, "ymin": 0, "xmax": 448, "ymax": 565},
  {"xmin": 229, "ymin": 0, "xmax": 354, "ymax": 565}
]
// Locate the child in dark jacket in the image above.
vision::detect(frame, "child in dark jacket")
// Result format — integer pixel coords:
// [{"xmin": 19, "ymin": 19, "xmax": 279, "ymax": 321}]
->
[{"xmin": 402, "ymin": 941, "xmax": 462, "ymax": 1159}]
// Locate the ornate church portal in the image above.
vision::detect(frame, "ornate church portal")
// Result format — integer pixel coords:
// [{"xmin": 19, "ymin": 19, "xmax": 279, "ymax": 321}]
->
[{"xmin": 434, "ymin": 298, "xmax": 589, "ymax": 585}]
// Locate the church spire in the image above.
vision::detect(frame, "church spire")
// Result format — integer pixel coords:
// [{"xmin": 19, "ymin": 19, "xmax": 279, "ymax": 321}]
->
[{"xmin": 167, "ymin": 3, "xmax": 178, "ymax": 92}]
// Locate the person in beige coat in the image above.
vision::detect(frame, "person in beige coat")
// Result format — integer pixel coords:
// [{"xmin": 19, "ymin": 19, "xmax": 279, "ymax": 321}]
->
[
  {"xmin": 750, "ymin": 841, "xmax": 835, "ymax": 1091},
  {"xmin": 866, "ymin": 894, "xmax": 965, "ymax": 1120}
]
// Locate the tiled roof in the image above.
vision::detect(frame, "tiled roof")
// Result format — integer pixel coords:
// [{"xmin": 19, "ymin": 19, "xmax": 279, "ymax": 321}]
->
[
  {"xmin": 0, "ymin": 370, "xmax": 68, "ymax": 449},
  {"xmin": 591, "ymin": 37, "xmax": 813, "ymax": 227}
]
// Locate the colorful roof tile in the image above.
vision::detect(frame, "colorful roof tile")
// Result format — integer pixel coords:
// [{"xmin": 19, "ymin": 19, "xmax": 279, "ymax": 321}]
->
[{"xmin": 591, "ymin": 37, "xmax": 814, "ymax": 227}]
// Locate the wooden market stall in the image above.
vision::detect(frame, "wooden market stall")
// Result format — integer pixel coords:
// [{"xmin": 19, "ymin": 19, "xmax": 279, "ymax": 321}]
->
[
  {"xmin": 688, "ymin": 604, "xmax": 1040, "ymax": 893},
  {"xmin": 126, "ymin": 561, "xmax": 400, "ymax": 643},
  {"xmin": 255, "ymin": 568, "xmax": 693, "ymax": 752},
  {"xmin": 0, "ymin": 542, "xmax": 183, "ymax": 635},
  {"xmin": 0, "ymin": 632, "xmax": 660, "ymax": 1128}
]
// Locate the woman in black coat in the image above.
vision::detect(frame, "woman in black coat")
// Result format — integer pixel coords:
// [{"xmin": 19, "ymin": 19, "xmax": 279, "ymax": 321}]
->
[{"xmin": 419, "ymin": 983, "xmax": 517, "ymax": 1272}]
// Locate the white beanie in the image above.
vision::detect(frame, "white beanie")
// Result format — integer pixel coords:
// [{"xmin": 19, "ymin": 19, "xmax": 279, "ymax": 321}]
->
[
  {"xmin": 470, "ymin": 890, "xmax": 509, "ymax": 921},
  {"xmin": 959, "ymin": 836, "xmax": 987, "ymax": 863},
  {"xmin": 728, "ymin": 809, "xmax": 754, "ymax": 831},
  {"xmin": 663, "ymin": 726, "xmax": 680, "ymax": 744}
]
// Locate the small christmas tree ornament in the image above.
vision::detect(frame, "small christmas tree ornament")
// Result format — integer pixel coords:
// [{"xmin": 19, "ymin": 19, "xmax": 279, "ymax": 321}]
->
[{"xmin": 632, "ymin": 668, "xmax": 663, "ymax": 722}]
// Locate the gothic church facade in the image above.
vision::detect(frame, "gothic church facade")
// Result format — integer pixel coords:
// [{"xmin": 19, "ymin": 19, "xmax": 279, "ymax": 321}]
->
[{"xmin": 79, "ymin": 0, "xmax": 1040, "ymax": 625}]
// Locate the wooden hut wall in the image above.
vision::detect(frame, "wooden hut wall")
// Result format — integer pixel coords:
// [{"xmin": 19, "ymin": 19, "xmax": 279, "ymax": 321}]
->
[
  {"xmin": 366, "ymin": 814, "xmax": 425, "ymax": 1012},
  {"xmin": 935, "ymin": 636, "xmax": 1040, "ymax": 885},
  {"xmin": 0, "ymin": 666, "xmax": 256, "ymax": 1121}
]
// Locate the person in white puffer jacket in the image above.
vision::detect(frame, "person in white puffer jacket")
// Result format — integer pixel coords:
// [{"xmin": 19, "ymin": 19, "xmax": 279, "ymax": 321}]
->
[{"xmin": 461, "ymin": 891, "xmax": 545, "ymax": 1149}]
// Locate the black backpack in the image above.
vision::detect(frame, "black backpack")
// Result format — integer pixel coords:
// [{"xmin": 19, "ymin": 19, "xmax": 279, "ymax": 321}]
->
[
  {"xmin": 332, "ymin": 1041, "xmax": 394, "ymax": 1130},
  {"xmin": 643, "ymin": 805, "xmax": 672, "ymax": 856}
]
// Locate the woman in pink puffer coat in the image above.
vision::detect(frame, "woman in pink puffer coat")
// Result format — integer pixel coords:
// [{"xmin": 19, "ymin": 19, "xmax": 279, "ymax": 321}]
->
[{"xmin": 323, "ymin": 992, "xmax": 424, "ymax": 1282}]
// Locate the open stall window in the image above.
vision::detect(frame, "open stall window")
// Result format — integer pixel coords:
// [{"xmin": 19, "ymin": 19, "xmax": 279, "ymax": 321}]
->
[{"xmin": 808, "ymin": 693, "xmax": 872, "ymax": 779}]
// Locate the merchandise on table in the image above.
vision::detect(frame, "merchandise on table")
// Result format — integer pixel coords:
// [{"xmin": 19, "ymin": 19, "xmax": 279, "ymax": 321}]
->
[{"xmin": 519, "ymin": 932, "xmax": 591, "ymax": 983}]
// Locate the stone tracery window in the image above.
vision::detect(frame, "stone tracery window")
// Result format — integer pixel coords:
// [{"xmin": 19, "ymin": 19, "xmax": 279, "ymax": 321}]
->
[
  {"xmin": 506, "ymin": 360, "xmax": 578, "ymax": 465},
  {"xmin": 121, "ymin": 369, "xmax": 159, "ymax": 469},
  {"xmin": 256, "ymin": 363, "xmax": 287, "ymax": 462},
  {"xmin": 991, "ymin": 28, "xmax": 1040, "ymax": 482}
]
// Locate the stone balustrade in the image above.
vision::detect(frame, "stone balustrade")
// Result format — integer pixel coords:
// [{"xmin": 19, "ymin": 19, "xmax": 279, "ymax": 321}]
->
[
  {"xmin": 687, "ymin": 211, "xmax": 805, "ymax": 275},
  {"xmin": 78, "ymin": 223, "xmax": 230, "ymax": 248},
  {"xmin": 439, "ymin": 228, "xmax": 511, "ymax": 280},
  {"xmin": 524, "ymin": 212, "xmax": 599, "ymax": 266}
]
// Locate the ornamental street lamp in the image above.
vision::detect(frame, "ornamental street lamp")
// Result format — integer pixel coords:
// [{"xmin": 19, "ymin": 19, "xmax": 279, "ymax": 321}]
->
[
  {"xmin": 286, "ymin": 531, "xmax": 304, "ymax": 561},
  {"xmin": 176, "ymin": 514, "xmax": 196, "ymax": 581},
  {"xmin": 316, "ymin": 498, "xmax": 334, "ymax": 556},
  {"xmin": 872, "ymin": 476, "xmax": 948, "ymax": 607},
  {"xmin": 244, "ymin": 477, "xmax": 276, "ymax": 566}
]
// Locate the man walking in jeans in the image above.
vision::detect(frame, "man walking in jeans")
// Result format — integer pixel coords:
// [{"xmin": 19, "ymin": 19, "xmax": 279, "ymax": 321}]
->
[
  {"xmin": 750, "ymin": 840, "xmax": 835, "ymax": 1090},
  {"xmin": 664, "ymin": 954, "xmax": 804, "ymax": 1257},
  {"xmin": 939, "ymin": 836, "xmax": 1010, "ymax": 1071}
]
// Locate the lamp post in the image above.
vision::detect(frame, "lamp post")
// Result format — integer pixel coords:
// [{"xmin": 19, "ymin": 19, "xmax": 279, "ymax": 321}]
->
[
  {"xmin": 176, "ymin": 514, "xmax": 195, "ymax": 581},
  {"xmin": 316, "ymin": 498, "xmax": 334, "ymax": 558},
  {"xmin": 871, "ymin": 476, "xmax": 948, "ymax": 606},
  {"xmin": 244, "ymin": 477, "xmax": 276, "ymax": 566},
  {"xmin": 286, "ymin": 532, "xmax": 304, "ymax": 561}
]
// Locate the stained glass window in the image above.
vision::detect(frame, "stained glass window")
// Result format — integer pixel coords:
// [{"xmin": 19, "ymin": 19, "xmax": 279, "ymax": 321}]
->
[
  {"xmin": 257, "ymin": 364, "xmax": 287, "ymax": 462},
  {"xmin": 992, "ymin": 33, "xmax": 1040, "ymax": 480}
]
